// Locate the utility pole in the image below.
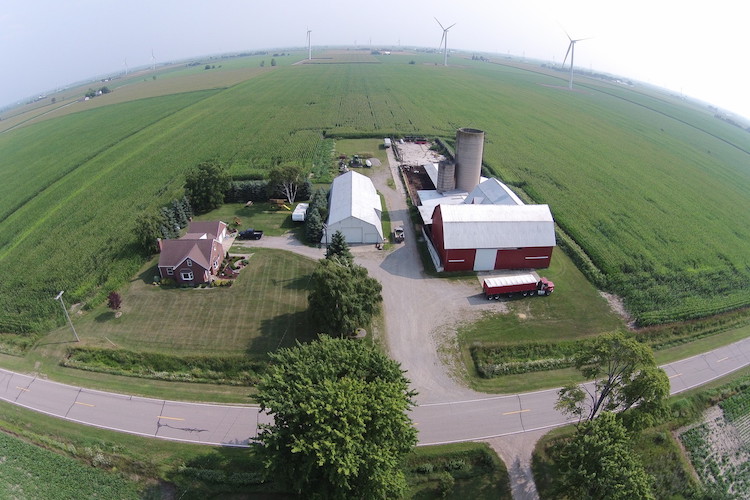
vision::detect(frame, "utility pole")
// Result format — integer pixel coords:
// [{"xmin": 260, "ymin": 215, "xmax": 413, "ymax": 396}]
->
[{"xmin": 54, "ymin": 291, "xmax": 79, "ymax": 342}]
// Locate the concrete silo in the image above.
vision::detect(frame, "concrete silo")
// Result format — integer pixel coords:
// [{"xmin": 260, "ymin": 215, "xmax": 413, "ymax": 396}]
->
[
  {"xmin": 436, "ymin": 159, "xmax": 456, "ymax": 193},
  {"xmin": 455, "ymin": 128, "xmax": 484, "ymax": 192}
]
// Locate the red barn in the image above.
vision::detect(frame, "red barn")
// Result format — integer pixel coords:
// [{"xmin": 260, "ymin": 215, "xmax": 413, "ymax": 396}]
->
[{"xmin": 430, "ymin": 204, "xmax": 556, "ymax": 272}]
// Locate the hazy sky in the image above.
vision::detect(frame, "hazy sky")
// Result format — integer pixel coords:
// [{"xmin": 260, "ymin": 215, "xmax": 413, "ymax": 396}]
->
[{"xmin": 3, "ymin": 0, "xmax": 749, "ymax": 119}]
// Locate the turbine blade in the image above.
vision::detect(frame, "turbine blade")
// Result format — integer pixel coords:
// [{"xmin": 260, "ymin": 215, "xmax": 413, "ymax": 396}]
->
[
  {"xmin": 447, "ymin": 23, "xmax": 457, "ymax": 30},
  {"xmin": 434, "ymin": 17, "xmax": 445, "ymax": 30},
  {"xmin": 439, "ymin": 31, "xmax": 445, "ymax": 50}
]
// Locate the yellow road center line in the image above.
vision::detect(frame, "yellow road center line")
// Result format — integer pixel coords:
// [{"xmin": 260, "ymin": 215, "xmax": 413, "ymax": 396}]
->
[
  {"xmin": 717, "ymin": 357, "xmax": 729, "ymax": 363},
  {"xmin": 75, "ymin": 402, "xmax": 95, "ymax": 407},
  {"xmin": 668, "ymin": 373, "xmax": 682, "ymax": 379},
  {"xmin": 157, "ymin": 415, "xmax": 185, "ymax": 421},
  {"xmin": 16, "ymin": 387, "xmax": 29, "ymax": 392},
  {"xmin": 502, "ymin": 409, "xmax": 531, "ymax": 416}
]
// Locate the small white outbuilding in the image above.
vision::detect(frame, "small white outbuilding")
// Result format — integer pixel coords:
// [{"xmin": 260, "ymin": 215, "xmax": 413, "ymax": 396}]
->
[{"xmin": 323, "ymin": 171, "xmax": 383, "ymax": 244}]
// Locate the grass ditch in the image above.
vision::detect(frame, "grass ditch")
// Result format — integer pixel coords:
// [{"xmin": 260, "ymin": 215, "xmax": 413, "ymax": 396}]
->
[
  {"xmin": 63, "ymin": 347, "xmax": 266, "ymax": 386},
  {"xmin": 406, "ymin": 442, "xmax": 511, "ymax": 498}
]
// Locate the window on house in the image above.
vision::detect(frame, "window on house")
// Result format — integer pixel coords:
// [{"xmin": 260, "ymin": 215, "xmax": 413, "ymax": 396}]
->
[
  {"xmin": 166, "ymin": 267, "xmax": 174, "ymax": 275},
  {"xmin": 181, "ymin": 271, "xmax": 194, "ymax": 281},
  {"xmin": 186, "ymin": 259, "xmax": 192, "ymax": 267}
]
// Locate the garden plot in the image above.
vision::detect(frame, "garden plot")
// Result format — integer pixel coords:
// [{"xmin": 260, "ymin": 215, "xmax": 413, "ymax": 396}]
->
[{"xmin": 679, "ymin": 404, "xmax": 750, "ymax": 498}]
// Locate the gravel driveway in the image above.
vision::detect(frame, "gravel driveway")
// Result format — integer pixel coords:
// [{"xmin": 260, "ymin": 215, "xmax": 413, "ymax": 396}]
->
[{"xmin": 237, "ymin": 148, "xmax": 498, "ymax": 404}]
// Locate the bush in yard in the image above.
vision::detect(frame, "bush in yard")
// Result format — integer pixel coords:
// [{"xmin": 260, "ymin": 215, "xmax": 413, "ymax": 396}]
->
[{"xmin": 107, "ymin": 292, "xmax": 122, "ymax": 311}]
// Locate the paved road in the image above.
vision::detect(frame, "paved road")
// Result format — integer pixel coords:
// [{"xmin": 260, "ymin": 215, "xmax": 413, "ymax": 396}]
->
[{"xmin": 2, "ymin": 332, "xmax": 749, "ymax": 447}]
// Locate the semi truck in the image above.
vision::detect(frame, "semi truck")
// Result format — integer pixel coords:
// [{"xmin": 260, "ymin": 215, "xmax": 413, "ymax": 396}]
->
[{"xmin": 483, "ymin": 273, "xmax": 554, "ymax": 299}]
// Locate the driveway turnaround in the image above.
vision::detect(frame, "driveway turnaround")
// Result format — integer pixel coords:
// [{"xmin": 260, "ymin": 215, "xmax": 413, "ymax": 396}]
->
[{"xmin": 2, "ymin": 335, "xmax": 749, "ymax": 447}]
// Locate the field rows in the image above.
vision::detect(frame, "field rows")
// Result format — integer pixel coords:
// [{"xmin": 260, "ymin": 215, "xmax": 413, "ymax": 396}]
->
[{"xmin": 1, "ymin": 58, "xmax": 750, "ymax": 332}]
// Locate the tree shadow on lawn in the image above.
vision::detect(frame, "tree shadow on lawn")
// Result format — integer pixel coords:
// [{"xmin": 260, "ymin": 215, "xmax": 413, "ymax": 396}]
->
[
  {"xmin": 271, "ymin": 274, "xmax": 312, "ymax": 291},
  {"xmin": 250, "ymin": 311, "xmax": 316, "ymax": 355},
  {"xmin": 134, "ymin": 263, "xmax": 160, "ymax": 285},
  {"xmin": 94, "ymin": 311, "xmax": 116, "ymax": 322}
]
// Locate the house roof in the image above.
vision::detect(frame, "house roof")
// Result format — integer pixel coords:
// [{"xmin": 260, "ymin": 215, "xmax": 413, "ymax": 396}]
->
[
  {"xmin": 436, "ymin": 204, "xmax": 556, "ymax": 249},
  {"xmin": 327, "ymin": 171, "xmax": 383, "ymax": 234},
  {"xmin": 464, "ymin": 178, "xmax": 524, "ymax": 206},
  {"xmin": 183, "ymin": 220, "xmax": 226, "ymax": 240},
  {"xmin": 158, "ymin": 238, "xmax": 221, "ymax": 270}
]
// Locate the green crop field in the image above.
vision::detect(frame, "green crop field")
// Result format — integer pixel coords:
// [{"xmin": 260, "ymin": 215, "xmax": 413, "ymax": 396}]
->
[
  {"xmin": 1, "ymin": 51, "xmax": 749, "ymax": 335},
  {"xmin": 0, "ymin": 430, "xmax": 143, "ymax": 498}
]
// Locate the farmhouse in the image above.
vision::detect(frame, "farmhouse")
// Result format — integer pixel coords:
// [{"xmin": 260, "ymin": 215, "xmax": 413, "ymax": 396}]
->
[
  {"xmin": 323, "ymin": 170, "xmax": 384, "ymax": 244},
  {"xmin": 157, "ymin": 220, "xmax": 229, "ymax": 284},
  {"xmin": 404, "ymin": 128, "xmax": 556, "ymax": 272}
]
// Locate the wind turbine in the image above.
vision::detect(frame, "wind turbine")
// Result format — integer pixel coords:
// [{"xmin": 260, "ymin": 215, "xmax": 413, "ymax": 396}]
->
[
  {"xmin": 562, "ymin": 32, "xmax": 590, "ymax": 90},
  {"xmin": 435, "ymin": 17, "xmax": 456, "ymax": 67},
  {"xmin": 306, "ymin": 28, "xmax": 312, "ymax": 60},
  {"xmin": 151, "ymin": 49, "xmax": 156, "ymax": 71},
  {"xmin": 124, "ymin": 58, "xmax": 129, "ymax": 75}
]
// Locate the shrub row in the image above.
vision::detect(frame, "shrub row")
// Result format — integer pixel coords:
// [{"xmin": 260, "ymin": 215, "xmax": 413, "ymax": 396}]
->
[
  {"xmin": 224, "ymin": 179, "xmax": 313, "ymax": 204},
  {"xmin": 471, "ymin": 308, "xmax": 750, "ymax": 378},
  {"xmin": 63, "ymin": 347, "xmax": 265, "ymax": 385},
  {"xmin": 175, "ymin": 465, "xmax": 265, "ymax": 486}
]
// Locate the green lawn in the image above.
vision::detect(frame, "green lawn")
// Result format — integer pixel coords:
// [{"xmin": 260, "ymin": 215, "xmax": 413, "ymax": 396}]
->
[
  {"xmin": 69, "ymin": 248, "xmax": 316, "ymax": 357},
  {"xmin": 457, "ymin": 249, "xmax": 623, "ymax": 392},
  {"xmin": 193, "ymin": 201, "xmax": 302, "ymax": 237}
]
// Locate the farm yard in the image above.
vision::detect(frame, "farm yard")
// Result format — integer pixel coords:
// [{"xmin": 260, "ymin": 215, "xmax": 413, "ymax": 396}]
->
[
  {"xmin": 0, "ymin": 50, "xmax": 749, "ymax": 344},
  {"xmin": 1, "ymin": 46, "xmax": 750, "ymax": 498}
]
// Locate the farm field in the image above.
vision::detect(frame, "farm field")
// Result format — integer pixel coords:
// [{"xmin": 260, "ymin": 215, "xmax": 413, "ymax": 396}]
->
[
  {"xmin": 1, "ymin": 51, "xmax": 749, "ymax": 336},
  {"xmin": 679, "ymin": 392, "xmax": 750, "ymax": 498},
  {"xmin": 0, "ymin": 429, "xmax": 143, "ymax": 498}
]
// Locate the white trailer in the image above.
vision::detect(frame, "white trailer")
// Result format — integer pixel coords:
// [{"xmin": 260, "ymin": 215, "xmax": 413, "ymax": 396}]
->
[{"xmin": 292, "ymin": 203, "xmax": 309, "ymax": 222}]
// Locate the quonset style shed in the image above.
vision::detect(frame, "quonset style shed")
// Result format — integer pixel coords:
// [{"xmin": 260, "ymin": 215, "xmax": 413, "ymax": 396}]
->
[
  {"xmin": 323, "ymin": 170, "xmax": 384, "ymax": 244},
  {"xmin": 430, "ymin": 204, "xmax": 555, "ymax": 272}
]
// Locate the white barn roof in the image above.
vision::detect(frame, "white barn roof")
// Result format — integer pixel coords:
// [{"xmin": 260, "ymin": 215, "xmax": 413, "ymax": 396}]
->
[
  {"xmin": 326, "ymin": 171, "xmax": 383, "ymax": 240},
  {"xmin": 464, "ymin": 178, "xmax": 524, "ymax": 206},
  {"xmin": 437, "ymin": 204, "xmax": 556, "ymax": 249}
]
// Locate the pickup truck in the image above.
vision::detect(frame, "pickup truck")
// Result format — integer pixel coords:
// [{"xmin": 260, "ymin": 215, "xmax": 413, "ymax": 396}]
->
[{"xmin": 238, "ymin": 228, "xmax": 263, "ymax": 240}]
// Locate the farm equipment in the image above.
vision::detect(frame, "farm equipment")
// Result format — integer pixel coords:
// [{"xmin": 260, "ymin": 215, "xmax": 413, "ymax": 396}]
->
[
  {"xmin": 483, "ymin": 273, "xmax": 554, "ymax": 299},
  {"xmin": 349, "ymin": 154, "xmax": 364, "ymax": 168},
  {"xmin": 393, "ymin": 225, "xmax": 405, "ymax": 243},
  {"xmin": 238, "ymin": 228, "xmax": 263, "ymax": 240}
]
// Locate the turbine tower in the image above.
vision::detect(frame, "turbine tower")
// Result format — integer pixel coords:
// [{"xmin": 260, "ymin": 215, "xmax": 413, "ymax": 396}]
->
[
  {"xmin": 124, "ymin": 58, "xmax": 129, "ymax": 75},
  {"xmin": 151, "ymin": 49, "xmax": 156, "ymax": 71},
  {"xmin": 562, "ymin": 32, "xmax": 589, "ymax": 90},
  {"xmin": 435, "ymin": 18, "xmax": 456, "ymax": 67},
  {"xmin": 306, "ymin": 28, "xmax": 312, "ymax": 60}
]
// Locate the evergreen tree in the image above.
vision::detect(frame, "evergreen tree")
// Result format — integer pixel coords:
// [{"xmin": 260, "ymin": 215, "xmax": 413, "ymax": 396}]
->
[
  {"xmin": 305, "ymin": 208, "xmax": 324, "ymax": 244},
  {"xmin": 325, "ymin": 230, "xmax": 353, "ymax": 265},
  {"xmin": 171, "ymin": 198, "xmax": 188, "ymax": 228}
]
